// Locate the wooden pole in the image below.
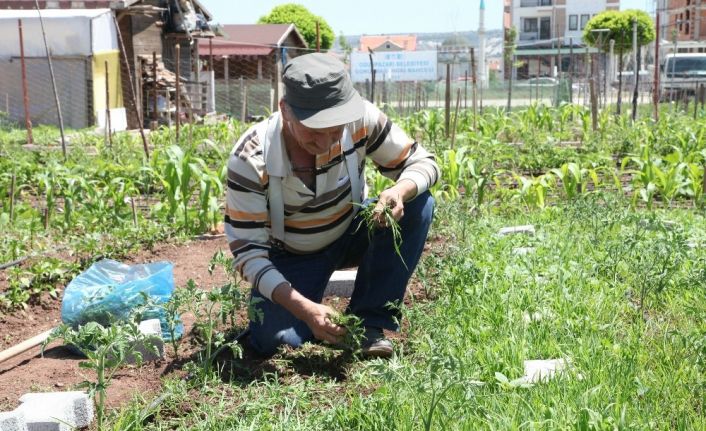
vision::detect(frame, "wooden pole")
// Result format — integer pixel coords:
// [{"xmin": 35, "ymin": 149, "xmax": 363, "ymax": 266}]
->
[
  {"xmin": 464, "ymin": 70, "xmax": 468, "ymax": 109},
  {"xmin": 589, "ymin": 49, "xmax": 598, "ymax": 131},
  {"xmin": 9, "ymin": 174, "xmax": 15, "ymax": 224},
  {"xmin": 105, "ymin": 61, "xmax": 112, "ymax": 148},
  {"xmin": 175, "ymin": 43, "xmax": 181, "ymax": 143},
  {"xmin": 534, "ymin": 56, "xmax": 542, "ymax": 101},
  {"xmin": 240, "ymin": 76, "xmax": 245, "ymax": 123},
  {"xmin": 18, "ymin": 19, "xmax": 33, "ymax": 145},
  {"xmin": 632, "ymin": 44, "xmax": 641, "ymax": 122},
  {"xmin": 0, "ymin": 329, "xmax": 54, "ymax": 366},
  {"xmin": 653, "ymin": 13, "xmax": 660, "ymax": 121},
  {"xmin": 316, "ymin": 21, "xmax": 321, "ymax": 53},
  {"xmin": 451, "ymin": 88, "xmax": 461, "ymax": 149},
  {"xmin": 209, "ymin": 38, "xmax": 214, "ymax": 71},
  {"xmin": 471, "ymin": 48, "xmax": 477, "ymax": 131},
  {"xmin": 224, "ymin": 56, "xmax": 230, "ymax": 114},
  {"xmin": 113, "ymin": 14, "xmax": 149, "ymax": 160},
  {"xmin": 569, "ymin": 38, "xmax": 574, "ymax": 104},
  {"xmin": 131, "ymin": 197, "xmax": 138, "ymax": 228},
  {"xmin": 445, "ymin": 63, "xmax": 451, "ymax": 138},
  {"xmin": 152, "ymin": 51, "xmax": 158, "ymax": 128},
  {"xmin": 34, "ymin": 1, "xmax": 66, "ymax": 161}
]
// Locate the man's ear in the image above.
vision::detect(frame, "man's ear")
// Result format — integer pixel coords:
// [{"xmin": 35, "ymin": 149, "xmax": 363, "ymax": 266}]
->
[{"xmin": 279, "ymin": 99, "xmax": 289, "ymax": 119}]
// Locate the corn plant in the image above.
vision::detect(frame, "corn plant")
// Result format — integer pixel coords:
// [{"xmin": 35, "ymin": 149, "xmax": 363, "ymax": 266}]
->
[
  {"xmin": 550, "ymin": 162, "xmax": 600, "ymax": 199},
  {"xmin": 512, "ymin": 173, "xmax": 553, "ymax": 209}
]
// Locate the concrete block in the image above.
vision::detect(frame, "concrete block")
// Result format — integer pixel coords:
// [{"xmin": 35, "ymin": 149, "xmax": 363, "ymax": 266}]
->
[
  {"xmin": 498, "ymin": 225, "xmax": 535, "ymax": 236},
  {"xmin": 323, "ymin": 270, "xmax": 356, "ymax": 298},
  {"xmin": 0, "ymin": 410, "xmax": 27, "ymax": 431},
  {"xmin": 522, "ymin": 359, "xmax": 570, "ymax": 384},
  {"xmin": 512, "ymin": 247, "xmax": 535, "ymax": 256},
  {"xmin": 16, "ymin": 391, "xmax": 93, "ymax": 431},
  {"xmin": 127, "ymin": 319, "xmax": 164, "ymax": 364}
]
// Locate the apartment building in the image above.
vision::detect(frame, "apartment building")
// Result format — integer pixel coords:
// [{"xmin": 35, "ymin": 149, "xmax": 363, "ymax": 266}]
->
[
  {"xmin": 505, "ymin": 0, "xmax": 619, "ymax": 78},
  {"xmin": 662, "ymin": 0, "xmax": 706, "ymax": 46}
]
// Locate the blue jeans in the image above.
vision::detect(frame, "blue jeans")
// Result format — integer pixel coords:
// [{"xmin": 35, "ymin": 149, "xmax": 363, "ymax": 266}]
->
[{"xmin": 248, "ymin": 191, "xmax": 435, "ymax": 356}]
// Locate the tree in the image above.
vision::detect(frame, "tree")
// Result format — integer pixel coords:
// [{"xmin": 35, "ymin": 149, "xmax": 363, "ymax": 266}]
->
[
  {"xmin": 338, "ymin": 32, "xmax": 353, "ymax": 64},
  {"xmin": 583, "ymin": 9, "xmax": 655, "ymax": 114},
  {"xmin": 258, "ymin": 4, "xmax": 334, "ymax": 51}
]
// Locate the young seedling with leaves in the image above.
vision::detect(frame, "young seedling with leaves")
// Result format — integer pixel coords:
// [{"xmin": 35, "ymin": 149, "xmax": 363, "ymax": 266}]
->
[{"xmin": 42, "ymin": 321, "xmax": 156, "ymax": 430}]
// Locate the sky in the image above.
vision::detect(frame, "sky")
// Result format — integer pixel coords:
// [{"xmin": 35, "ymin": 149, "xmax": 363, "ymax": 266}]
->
[{"xmin": 198, "ymin": 0, "xmax": 653, "ymax": 36}]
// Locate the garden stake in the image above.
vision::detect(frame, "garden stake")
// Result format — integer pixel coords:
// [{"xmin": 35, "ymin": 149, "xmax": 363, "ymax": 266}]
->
[
  {"xmin": 9, "ymin": 174, "xmax": 15, "ymax": 224},
  {"xmin": 176, "ymin": 43, "xmax": 181, "ymax": 143},
  {"xmin": 152, "ymin": 51, "xmax": 158, "ymax": 128},
  {"xmin": 471, "ymin": 47, "xmax": 477, "ymax": 131},
  {"xmin": 451, "ymin": 88, "xmax": 461, "ymax": 149},
  {"xmin": 131, "ymin": 197, "xmax": 138, "ymax": 228},
  {"xmin": 43, "ymin": 207, "xmax": 49, "ymax": 230},
  {"xmin": 653, "ymin": 13, "xmax": 660, "ymax": 121},
  {"xmin": 113, "ymin": 14, "xmax": 149, "ymax": 160},
  {"xmin": 35, "ymin": 0, "xmax": 67, "ymax": 161},
  {"xmin": 105, "ymin": 61, "xmax": 112, "ymax": 149},
  {"xmin": 18, "ymin": 19, "xmax": 33, "ymax": 145},
  {"xmin": 445, "ymin": 64, "xmax": 451, "ymax": 138}
]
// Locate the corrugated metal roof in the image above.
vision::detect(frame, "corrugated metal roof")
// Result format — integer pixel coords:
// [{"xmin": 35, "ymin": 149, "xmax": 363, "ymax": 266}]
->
[
  {"xmin": 198, "ymin": 23, "xmax": 307, "ymax": 57},
  {"xmin": 0, "ymin": 0, "xmax": 140, "ymax": 9}
]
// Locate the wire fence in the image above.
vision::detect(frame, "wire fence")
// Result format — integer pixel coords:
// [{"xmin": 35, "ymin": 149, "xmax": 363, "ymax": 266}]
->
[{"xmin": 3, "ymin": 33, "xmax": 706, "ymax": 138}]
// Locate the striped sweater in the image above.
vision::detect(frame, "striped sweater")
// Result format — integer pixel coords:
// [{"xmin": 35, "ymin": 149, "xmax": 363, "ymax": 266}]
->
[{"xmin": 225, "ymin": 101, "xmax": 439, "ymax": 300}]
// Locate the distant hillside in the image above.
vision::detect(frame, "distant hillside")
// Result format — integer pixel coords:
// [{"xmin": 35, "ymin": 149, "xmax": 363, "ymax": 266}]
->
[{"xmin": 335, "ymin": 30, "xmax": 505, "ymax": 56}]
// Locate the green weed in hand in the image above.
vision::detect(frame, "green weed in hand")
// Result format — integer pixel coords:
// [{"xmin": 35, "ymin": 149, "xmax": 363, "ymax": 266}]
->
[
  {"xmin": 330, "ymin": 312, "xmax": 365, "ymax": 354},
  {"xmin": 355, "ymin": 201, "xmax": 407, "ymax": 270}
]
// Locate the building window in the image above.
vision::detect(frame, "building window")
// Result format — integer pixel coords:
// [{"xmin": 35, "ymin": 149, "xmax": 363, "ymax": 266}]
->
[
  {"xmin": 569, "ymin": 15, "xmax": 578, "ymax": 31},
  {"xmin": 580, "ymin": 14, "xmax": 590, "ymax": 30},
  {"xmin": 524, "ymin": 18, "xmax": 538, "ymax": 33}
]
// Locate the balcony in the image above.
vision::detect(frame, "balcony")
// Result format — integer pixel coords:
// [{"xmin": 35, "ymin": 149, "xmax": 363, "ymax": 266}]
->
[
  {"xmin": 520, "ymin": 0, "xmax": 552, "ymax": 6},
  {"xmin": 520, "ymin": 32, "xmax": 537, "ymax": 41}
]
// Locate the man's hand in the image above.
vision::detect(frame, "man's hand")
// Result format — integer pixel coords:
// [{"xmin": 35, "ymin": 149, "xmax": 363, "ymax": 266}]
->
[
  {"xmin": 302, "ymin": 302, "xmax": 347, "ymax": 344},
  {"xmin": 271, "ymin": 282, "xmax": 346, "ymax": 344},
  {"xmin": 374, "ymin": 179, "xmax": 418, "ymax": 227}
]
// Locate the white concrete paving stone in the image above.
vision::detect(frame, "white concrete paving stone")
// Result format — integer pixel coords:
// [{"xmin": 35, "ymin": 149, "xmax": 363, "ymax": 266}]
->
[
  {"xmin": 128, "ymin": 319, "xmax": 164, "ymax": 364},
  {"xmin": 323, "ymin": 270, "xmax": 356, "ymax": 298},
  {"xmin": 498, "ymin": 225, "xmax": 535, "ymax": 236},
  {"xmin": 0, "ymin": 410, "xmax": 27, "ymax": 431},
  {"xmin": 522, "ymin": 359, "xmax": 570, "ymax": 384},
  {"xmin": 16, "ymin": 392, "xmax": 93, "ymax": 431},
  {"xmin": 512, "ymin": 247, "xmax": 535, "ymax": 256}
]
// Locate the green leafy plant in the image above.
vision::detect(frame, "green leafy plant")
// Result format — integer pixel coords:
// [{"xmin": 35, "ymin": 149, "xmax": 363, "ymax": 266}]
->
[
  {"xmin": 330, "ymin": 312, "xmax": 365, "ymax": 354},
  {"xmin": 42, "ymin": 321, "xmax": 156, "ymax": 430}
]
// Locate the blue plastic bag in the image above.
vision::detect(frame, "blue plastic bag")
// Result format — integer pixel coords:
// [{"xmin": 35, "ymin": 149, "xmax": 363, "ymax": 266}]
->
[{"xmin": 61, "ymin": 259, "xmax": 182, "ymax": 341}]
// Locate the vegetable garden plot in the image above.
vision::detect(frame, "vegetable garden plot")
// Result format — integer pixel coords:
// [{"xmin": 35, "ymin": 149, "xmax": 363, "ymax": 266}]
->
[{"xmin": 1, "ymin": 104, "xmax": 706, "ymax": 428}]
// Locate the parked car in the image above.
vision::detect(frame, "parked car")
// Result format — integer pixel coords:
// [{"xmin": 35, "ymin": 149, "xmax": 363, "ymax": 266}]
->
[{"xmin": 517, "ymin": 77, "xmax": 558, "ymax": 87}]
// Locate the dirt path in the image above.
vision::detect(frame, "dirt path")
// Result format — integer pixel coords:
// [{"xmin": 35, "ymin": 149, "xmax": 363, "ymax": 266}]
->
[{"xmin": 0, "ymin": 237, "xmax": 229, "ymax": 411}]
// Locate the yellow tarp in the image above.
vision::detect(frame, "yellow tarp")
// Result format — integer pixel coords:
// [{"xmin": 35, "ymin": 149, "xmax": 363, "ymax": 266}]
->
[{"xmin": 92, "ymin": 50, "xmax": 123, "ymax": 111}]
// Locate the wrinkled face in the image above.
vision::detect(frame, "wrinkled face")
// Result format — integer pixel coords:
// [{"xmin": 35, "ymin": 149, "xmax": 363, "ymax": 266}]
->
[{"xmin": 281, "ymin": 102, "xmax": 345, "ymax": 155}]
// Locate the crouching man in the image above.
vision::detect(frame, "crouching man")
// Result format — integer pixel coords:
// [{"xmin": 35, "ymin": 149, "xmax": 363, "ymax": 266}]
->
[{"xmin": 225, "ymin": 53, "xmax": 439, "ymax": 358}]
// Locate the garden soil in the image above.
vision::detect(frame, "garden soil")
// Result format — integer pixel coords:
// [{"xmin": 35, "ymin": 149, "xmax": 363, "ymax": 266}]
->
[
  {"xmin": 0, "ymin": 236, "xmax": 438, "ymax": 413},
  {"xmin": 0, "ymin": 238, "xmax": 229, "ymax": 411}
]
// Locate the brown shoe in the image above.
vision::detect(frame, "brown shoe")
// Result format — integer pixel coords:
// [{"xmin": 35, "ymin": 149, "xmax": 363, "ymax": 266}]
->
[{"xmin": 361, "ymin": 327, "xmax": 393, "ymax": 358}]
